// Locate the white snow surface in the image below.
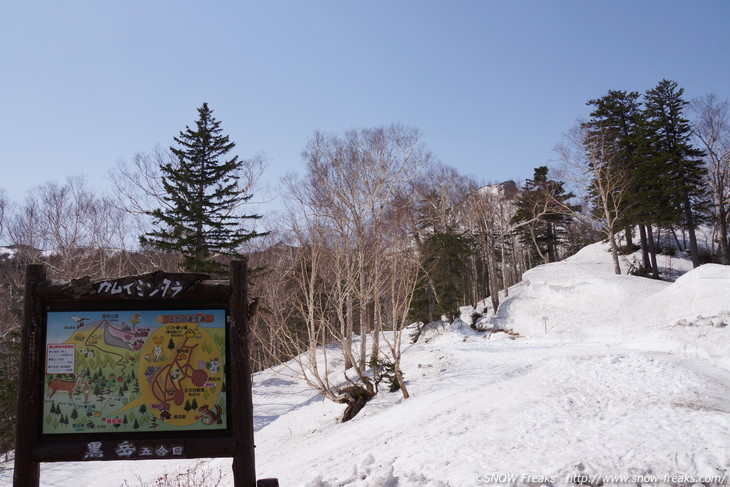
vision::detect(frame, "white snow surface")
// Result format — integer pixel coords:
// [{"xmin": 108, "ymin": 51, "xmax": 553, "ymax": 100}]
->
[{"xmin": 2, "ymin": 242, "xmax": 729, "ymax": 486}]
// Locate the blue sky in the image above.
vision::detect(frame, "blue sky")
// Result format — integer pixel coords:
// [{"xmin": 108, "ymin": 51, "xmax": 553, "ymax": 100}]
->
[{"xmin": 2, "ymin": 1, "xmax": 729, "ymax": 213}]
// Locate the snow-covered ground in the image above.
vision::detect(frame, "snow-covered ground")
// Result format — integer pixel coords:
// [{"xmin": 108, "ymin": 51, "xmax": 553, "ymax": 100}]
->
[{"xmin": 1, "ymin": 242, "xmax": 729, "ymax": 486}]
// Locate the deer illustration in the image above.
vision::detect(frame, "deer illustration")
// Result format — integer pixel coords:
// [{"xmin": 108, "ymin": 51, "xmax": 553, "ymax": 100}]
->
[{"xmin": 47, "ymin": 374, "xmax": 84, "ymax": 401}]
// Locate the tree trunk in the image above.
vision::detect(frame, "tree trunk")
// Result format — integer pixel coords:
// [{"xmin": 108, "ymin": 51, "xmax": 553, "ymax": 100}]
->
[
  {"xmin": 625, "ymin": 225, "xmax": 634, "ymax": 249},
  {"xmin": 546, "ymin": 223, "xmax": 557, "ymax": 263},
  {"xmin": 369, "ymin": 301, "xmax": 379, "ymax": 365},
  {"xmin": 608, "ymin": 231, "xmax": 622, "ymax": 275},
  {"xmin": 639, "ymin": 224, "xmax": 651, "ymax": 270},
  {"xmin": 501, "ymin": 238, "xmax": 509, "ymax": 296},
  {"xmin": 669, "ymin": 226, "xmax": 684, "ymax": 251},
  {"xmin": 481, "ymin": 244, "xmax": 491, "ymax": 302},
  {"xmin": 682, "ymin": 193, "xmax": 701, "ymax": 268},
  {"xmin": 339, "ymin": 385, "xmax": 374, "ymax": 422},
  {"xmin": 718, "ymin": 194, "xmax": 730, "ymax": 265},
  {"xmin": 345, "ymin": 293, "xmax": 353, "ymax": 370},
  {"xmin": 394, "ymin": 366, "xmax": 409, "ymax": 399},
  {"xmin": 646, "ymin": 226, "xmax": 660, "ymax": 278},
  {"xmin": 487, "ymin": 239, "xmax": 500, "ymax": 312},
  {"xmin": 470, "ymin": 254, "xmax": 479, "ymax": 306},
  {"xmin": 358, "ymin": 262, "xmax": 367, "ymax": 372}
]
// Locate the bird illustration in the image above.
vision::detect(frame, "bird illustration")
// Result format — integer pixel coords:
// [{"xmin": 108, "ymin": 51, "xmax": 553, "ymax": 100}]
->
[{"xmin": 69, "ymin": 315, "xmax": 90, "ymax": 328}]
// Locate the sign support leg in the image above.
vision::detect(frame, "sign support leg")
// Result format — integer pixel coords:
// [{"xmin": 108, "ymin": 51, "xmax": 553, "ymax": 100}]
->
[
  {"xmin": 229, "ymin": 260, "xmax": 257, "ymax": 486},
  {"xmin": 14, "ymin": 264, "xmax": 46, "ymax": 487}
]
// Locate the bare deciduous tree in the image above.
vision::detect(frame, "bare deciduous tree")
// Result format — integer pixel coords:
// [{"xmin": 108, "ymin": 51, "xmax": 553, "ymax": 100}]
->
[
  {"xmin": 279, "ymin": 124, "xmax": 431, "ymax": 420},
  {"xmin": 377, "ymin": 201, "xmax": 422, "ymax": 398},
  {"xmin": 691, "ymin": 94, "xmax": 730, "ymax": 264},
  {"xmin": 468, "ymin": 181, "xmax": 523, "ymax": 313},
  {"xmin": 246, "ymin": 228, "xmax": 301, "ymax": 371},
  {"xmin": 7, "ymin": 177, "xmax": 147, "ymax": 278},
  {"xmin": 0, "ymin": 189, "xmax": 8, "ymax": 245},
  {"xmin": 556, "ymin": 123, "xmax": 633, "ymax": 274}
]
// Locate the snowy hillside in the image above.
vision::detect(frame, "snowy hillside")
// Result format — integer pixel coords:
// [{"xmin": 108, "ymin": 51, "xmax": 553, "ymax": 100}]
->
[{"xmin": 2, "ymin": 242, "xmax": 729, "ymax": 486}]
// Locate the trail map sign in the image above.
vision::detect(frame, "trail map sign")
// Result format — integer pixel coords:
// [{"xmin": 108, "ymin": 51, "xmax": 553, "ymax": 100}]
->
[
  {"xmin": 14, "ymin": 262, "xmax": 266, "ymax": 487},
  {"xmin": 43, "ymin": 309, "xmax": 227, "ymax": 435}
]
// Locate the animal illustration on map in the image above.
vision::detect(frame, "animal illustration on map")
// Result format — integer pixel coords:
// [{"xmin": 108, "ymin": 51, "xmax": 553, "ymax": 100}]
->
[
  {"xmin": 82, "ymin": 381, "xmax": 91, "ymax": 403},
  {"xmin": 208, "ymin": 358, "xmax": 220, "ymax": 374},
  {"xmin": 47, "ymin": 374, "xmax": 84, "ymax": 401},
  {"xmin": 196, "ymin": 404, "xmax": 222, "ymax": 425},
  {"xmin": 69, "ymin": 315, "xmax": 90, "ymax": 328}
]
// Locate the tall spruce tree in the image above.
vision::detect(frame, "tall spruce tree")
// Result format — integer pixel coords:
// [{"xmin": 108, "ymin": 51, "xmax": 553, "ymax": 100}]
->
[
  {"xmin": 584, "ymin": 90, "xmax": 642, "ymax": 246},
  {"xmin": 642, "ymin": 80, "xmax": 708, "ymax": 268},
  {"xmin": 141, "ymin": 103, "xmax": 264, "ymax": 274}
]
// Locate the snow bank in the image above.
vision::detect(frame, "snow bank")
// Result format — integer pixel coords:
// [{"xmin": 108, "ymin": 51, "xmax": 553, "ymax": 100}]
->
[
  {"xmin": 491, "ymin": 243, "xmax": 664, "ymax": 336},
  {"xmin": 647, "ymin": 263, "xmax": 730, "ymax": 320}
]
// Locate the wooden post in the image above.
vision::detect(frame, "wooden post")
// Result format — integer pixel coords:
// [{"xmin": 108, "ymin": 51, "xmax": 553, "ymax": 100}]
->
[
  {"xmin": 14, "ymin": 264, "xmax": 46, "ymax": 487},
  {"xmin": 229, "ymin": 260, "xmax": 257, "ymax": 486}
]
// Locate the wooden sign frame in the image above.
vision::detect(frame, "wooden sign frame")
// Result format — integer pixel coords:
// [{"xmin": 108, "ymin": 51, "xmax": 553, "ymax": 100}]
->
[{"xmin": 14, "ymin": 261, "xmax": 258, "ymax": 486}]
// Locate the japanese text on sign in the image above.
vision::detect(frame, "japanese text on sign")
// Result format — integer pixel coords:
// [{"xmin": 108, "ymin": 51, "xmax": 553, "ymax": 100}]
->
[
  {"xmin": 96, "ymin": 278, "xmax": 184, "ymax": 298},
  {"xmin": 46, "ymin": 344, "xmax": 75, "ymax": 374}
]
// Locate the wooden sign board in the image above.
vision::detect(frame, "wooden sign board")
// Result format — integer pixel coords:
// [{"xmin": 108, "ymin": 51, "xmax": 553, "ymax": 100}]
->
[{"xmin": 14, "ymin": 262, "xmax": 260, "ymax": 486}]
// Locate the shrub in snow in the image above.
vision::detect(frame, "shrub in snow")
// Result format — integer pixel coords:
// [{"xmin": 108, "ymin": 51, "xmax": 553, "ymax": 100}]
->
[
  {"xmin": 369, "ymin": 356, "xmax": 403, "ymax": 393},
  {"xmin": 121, "ymin": 460, "xmax": 224, "ymax": 486}
]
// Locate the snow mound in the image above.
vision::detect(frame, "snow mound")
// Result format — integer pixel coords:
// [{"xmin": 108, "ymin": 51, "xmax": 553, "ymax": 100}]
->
[
  {"xmin": 485, "ymin": 243, "xmax": 730, "ymax": 372},
  {"xmin": 647, "ymin": 263, "xmax": 730, "ymax": 321},
  {"xmin": 491, "ymin": 243, "xmax": 664, "ymax": 336},
  {"xmin": 491, "ymin": 242, "xmax": 730, "ymax": 337}
]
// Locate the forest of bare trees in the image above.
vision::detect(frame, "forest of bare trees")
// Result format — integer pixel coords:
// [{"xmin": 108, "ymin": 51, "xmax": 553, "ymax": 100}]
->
[{"xmin": 1, "ymin": 83, "xmax": 729, "ymax": 448}]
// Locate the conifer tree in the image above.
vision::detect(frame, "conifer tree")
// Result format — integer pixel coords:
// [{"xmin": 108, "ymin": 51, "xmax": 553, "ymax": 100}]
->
[
  {"xmin": 411, "ymin": 231, "xmax": 476, "ymax": 322},
  {"xmin": 642, "ymin": 80, "xmax": 708, "ymax": 268},
  {"xmin": 584, "ymin": 90, "xmax": 642, "ymax": 246},
  {"xmin": 141, "ymin": 103, "xmax": 265, "ymax": 274}
]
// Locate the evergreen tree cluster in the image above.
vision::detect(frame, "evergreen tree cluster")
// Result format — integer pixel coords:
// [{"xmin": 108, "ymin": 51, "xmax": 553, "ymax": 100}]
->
[{"xmin": 582, "ymin": 79, "xmax": 709, "ymax": 275}]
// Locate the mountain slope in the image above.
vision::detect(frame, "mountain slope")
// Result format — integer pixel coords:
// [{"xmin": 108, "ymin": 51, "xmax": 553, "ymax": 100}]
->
[{"xmin": 250, "ymin": 242, "xmax": 730, "ymax": 486}]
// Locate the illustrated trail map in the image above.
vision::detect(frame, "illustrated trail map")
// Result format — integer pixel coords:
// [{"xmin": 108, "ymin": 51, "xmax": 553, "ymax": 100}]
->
[{"xmin": 43, "ymin": 310, "xmax": 226, "ymax": 435}]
